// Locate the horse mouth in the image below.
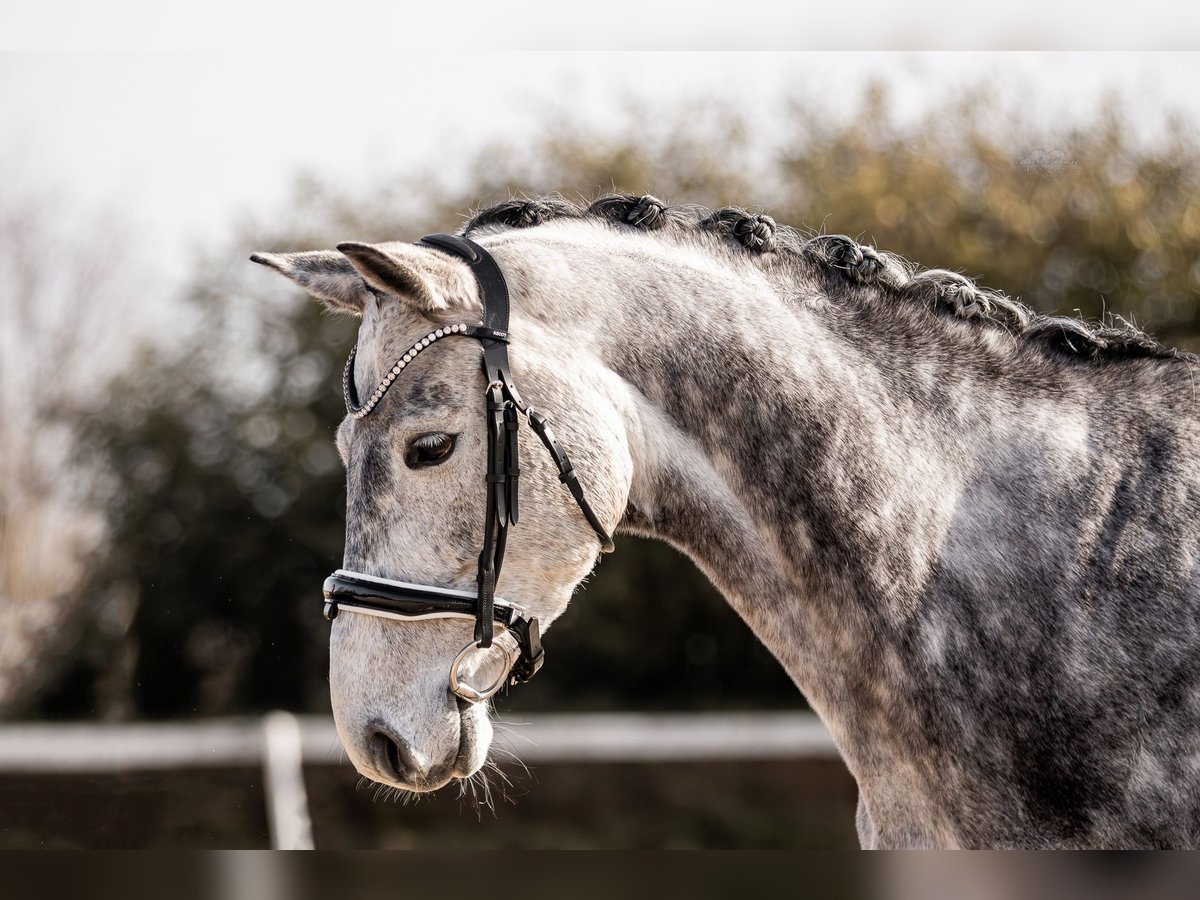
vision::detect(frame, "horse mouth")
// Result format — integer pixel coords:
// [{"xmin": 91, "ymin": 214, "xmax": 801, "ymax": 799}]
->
[
  {"xmin": 400, "ymin": 750, "xmax": 475, "ymax": 794},
  {"xmin": 381, "ymin": 702, "xmax": 485, "ymax": 794},
  {"xmin": 376, "ymin": 755, "xmax": 464, "ymax": 794}
]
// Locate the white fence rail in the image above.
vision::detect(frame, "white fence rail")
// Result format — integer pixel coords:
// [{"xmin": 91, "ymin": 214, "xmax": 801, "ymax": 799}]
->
[
  {"xmin": 0, "ymin": 712, "xmax": 837, "ymax": 772},
  {"xmin": 0, "ymin": 712, "xmax": 837, "ymax": 848}
]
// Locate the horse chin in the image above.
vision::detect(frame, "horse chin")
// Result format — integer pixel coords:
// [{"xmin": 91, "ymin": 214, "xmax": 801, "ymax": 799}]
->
[
  {"xmin": 395, "ymin": 770, "xmax": 459, "ymax": 794},
  {"xmin": 386, "ymin": 699, "xmax": 494, "ymax": 794}
]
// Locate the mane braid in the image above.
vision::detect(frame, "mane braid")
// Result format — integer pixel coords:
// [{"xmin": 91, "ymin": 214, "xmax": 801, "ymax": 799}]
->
[{"xmin": 461, "ymin": 193, "xmax": 1190, "ymax": 364}]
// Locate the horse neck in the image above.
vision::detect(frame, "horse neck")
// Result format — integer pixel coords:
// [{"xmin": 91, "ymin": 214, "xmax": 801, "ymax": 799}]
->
[{"xmin": 568, "ymin": 237, "xmax": 1021, "ymax": 753}]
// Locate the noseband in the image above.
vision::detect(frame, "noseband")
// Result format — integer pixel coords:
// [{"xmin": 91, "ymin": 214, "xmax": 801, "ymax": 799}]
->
[{"xmin": 322, "ymin": 233, "xmax": 614, "ymax": 702}]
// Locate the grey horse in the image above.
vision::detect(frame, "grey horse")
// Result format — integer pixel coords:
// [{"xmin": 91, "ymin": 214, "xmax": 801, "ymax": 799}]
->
[{"xmin": 252, "ymin": 194, "xmax": 1200, "ymax": 849}]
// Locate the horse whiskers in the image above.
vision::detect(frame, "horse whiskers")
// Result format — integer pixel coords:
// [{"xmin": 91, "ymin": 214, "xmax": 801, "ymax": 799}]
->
[
  {"xmin": 491, "ymin": 731, "xmax": 535, "ymax": 747},
  {"xmin": 460, "ymin": 768, "xmax": 494, "ymax": 816},
  {"xmin": 491, "ymin": 722, "xmax": 531, "ymax": 750},
  {"xmin": 477, "ymin": 769, "xmax": 496, "ymax": 815},
  {"xmin": 487, "ymin": 745, "xmax": 532, "ymax": 782},
  {"xmin": 489, "ymin": 726, "xmax": 534, "ymax": 784},
  {"xmin": 485, "ymin": 760, "xmax": 525, "ymax": 807},
  {"xmin": 484, "ymin": 759, "xmax": 516, "ymax": 790},
  {"xmin": 492, "ymin": 723, "xmax": 537, "ymax": 749},
  {"xmin": 327, "ymin": 735, "xmax": 348, "ymax": 762},
  {"xmin": 468, "ymin": 770, "xmax": 483, "ymax": 813},
  {"xmin": 360, "ymin": 774, "xmax": 420, "ymax": 806}
]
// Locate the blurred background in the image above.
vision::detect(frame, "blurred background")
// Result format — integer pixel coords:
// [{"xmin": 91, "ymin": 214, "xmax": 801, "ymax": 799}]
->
[{"xmin": 2, "ymin": 51, "xmax": 1199, "ymax": 848}]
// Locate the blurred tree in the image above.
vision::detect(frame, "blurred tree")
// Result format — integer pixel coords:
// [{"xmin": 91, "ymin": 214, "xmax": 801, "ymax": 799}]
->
[
  {"xmin": 773, "ymin": 85, "xmax": 1200, "ymax": 348},
  {"xmin": 42, "ymin": 86, "xmax": 1200, "ymax": 719},
  {"xmin": 0, "ymin": 185, "xmax": 148, "ymax": 716}
]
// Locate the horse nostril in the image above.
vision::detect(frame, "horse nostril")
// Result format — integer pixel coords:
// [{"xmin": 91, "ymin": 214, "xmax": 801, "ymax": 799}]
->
[{"xmin": 369, "ymin": 727, "xmax": 418, "ymax": 783}]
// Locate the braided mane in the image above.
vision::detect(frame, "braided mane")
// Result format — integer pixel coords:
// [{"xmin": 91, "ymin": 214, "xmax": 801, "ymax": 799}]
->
[{"xmin": 463, "ymin": 194, "xmax": 1183, "ymax": 364}]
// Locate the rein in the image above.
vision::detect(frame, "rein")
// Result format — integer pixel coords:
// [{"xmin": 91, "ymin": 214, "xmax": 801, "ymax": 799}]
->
[{"xmin": 322, "ymin": 233, "xmax": 614, "ymax": 701}]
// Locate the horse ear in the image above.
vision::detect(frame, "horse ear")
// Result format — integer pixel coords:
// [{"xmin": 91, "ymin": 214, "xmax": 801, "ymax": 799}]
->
[
  {"xmin": 249, "ymin": 250, "xmax": 371, "ymax": 315},
  {"xmin": 336, "ymin": 241, "xmax": 477, "ymax": 315}
]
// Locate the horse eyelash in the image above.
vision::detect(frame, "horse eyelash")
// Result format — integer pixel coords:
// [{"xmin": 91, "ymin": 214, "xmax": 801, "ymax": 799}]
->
[{"xmin": 412, "ymin": 433, "xmax": 452, "ymax": 448}]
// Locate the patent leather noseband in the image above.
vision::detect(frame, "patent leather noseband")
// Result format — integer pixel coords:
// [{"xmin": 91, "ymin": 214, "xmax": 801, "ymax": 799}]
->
[{"xmin": 322, "ymin": 233, "xmax": 614, "ymax": 700}]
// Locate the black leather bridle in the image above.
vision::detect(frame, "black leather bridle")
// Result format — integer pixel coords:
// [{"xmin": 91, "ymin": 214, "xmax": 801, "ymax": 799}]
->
[{"xmin": 322, "ymin": 233, "xmax": 614, "ymax": 701}]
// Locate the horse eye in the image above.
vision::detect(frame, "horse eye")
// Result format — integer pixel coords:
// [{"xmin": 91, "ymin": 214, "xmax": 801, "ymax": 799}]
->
[{"xmin": 405, "ymin": 433, "xmax": 457, "ymax": 468}]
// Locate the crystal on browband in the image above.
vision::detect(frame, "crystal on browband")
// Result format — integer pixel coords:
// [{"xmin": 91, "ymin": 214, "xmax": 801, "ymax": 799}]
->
[{"xmin": 342, "ymin": 323, "xmax": 506, "ymax": 419}]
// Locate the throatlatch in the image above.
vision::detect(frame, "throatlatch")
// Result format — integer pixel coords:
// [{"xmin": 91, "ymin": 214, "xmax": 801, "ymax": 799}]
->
[{"xmin": 322, "ymin": 233, "xmax": 614, "ymax": 702}]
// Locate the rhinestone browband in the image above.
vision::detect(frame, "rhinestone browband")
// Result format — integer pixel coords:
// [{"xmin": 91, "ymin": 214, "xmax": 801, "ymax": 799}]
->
[{"xmin": 342, "ymin": 323, "xmax": 507, "ymax": 419}]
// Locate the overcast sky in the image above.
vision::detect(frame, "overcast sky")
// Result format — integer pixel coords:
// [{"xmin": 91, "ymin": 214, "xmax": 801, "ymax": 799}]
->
[{"xmin": 3, "ymin": 52, "xmax": 1199, "ymax": 289}]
